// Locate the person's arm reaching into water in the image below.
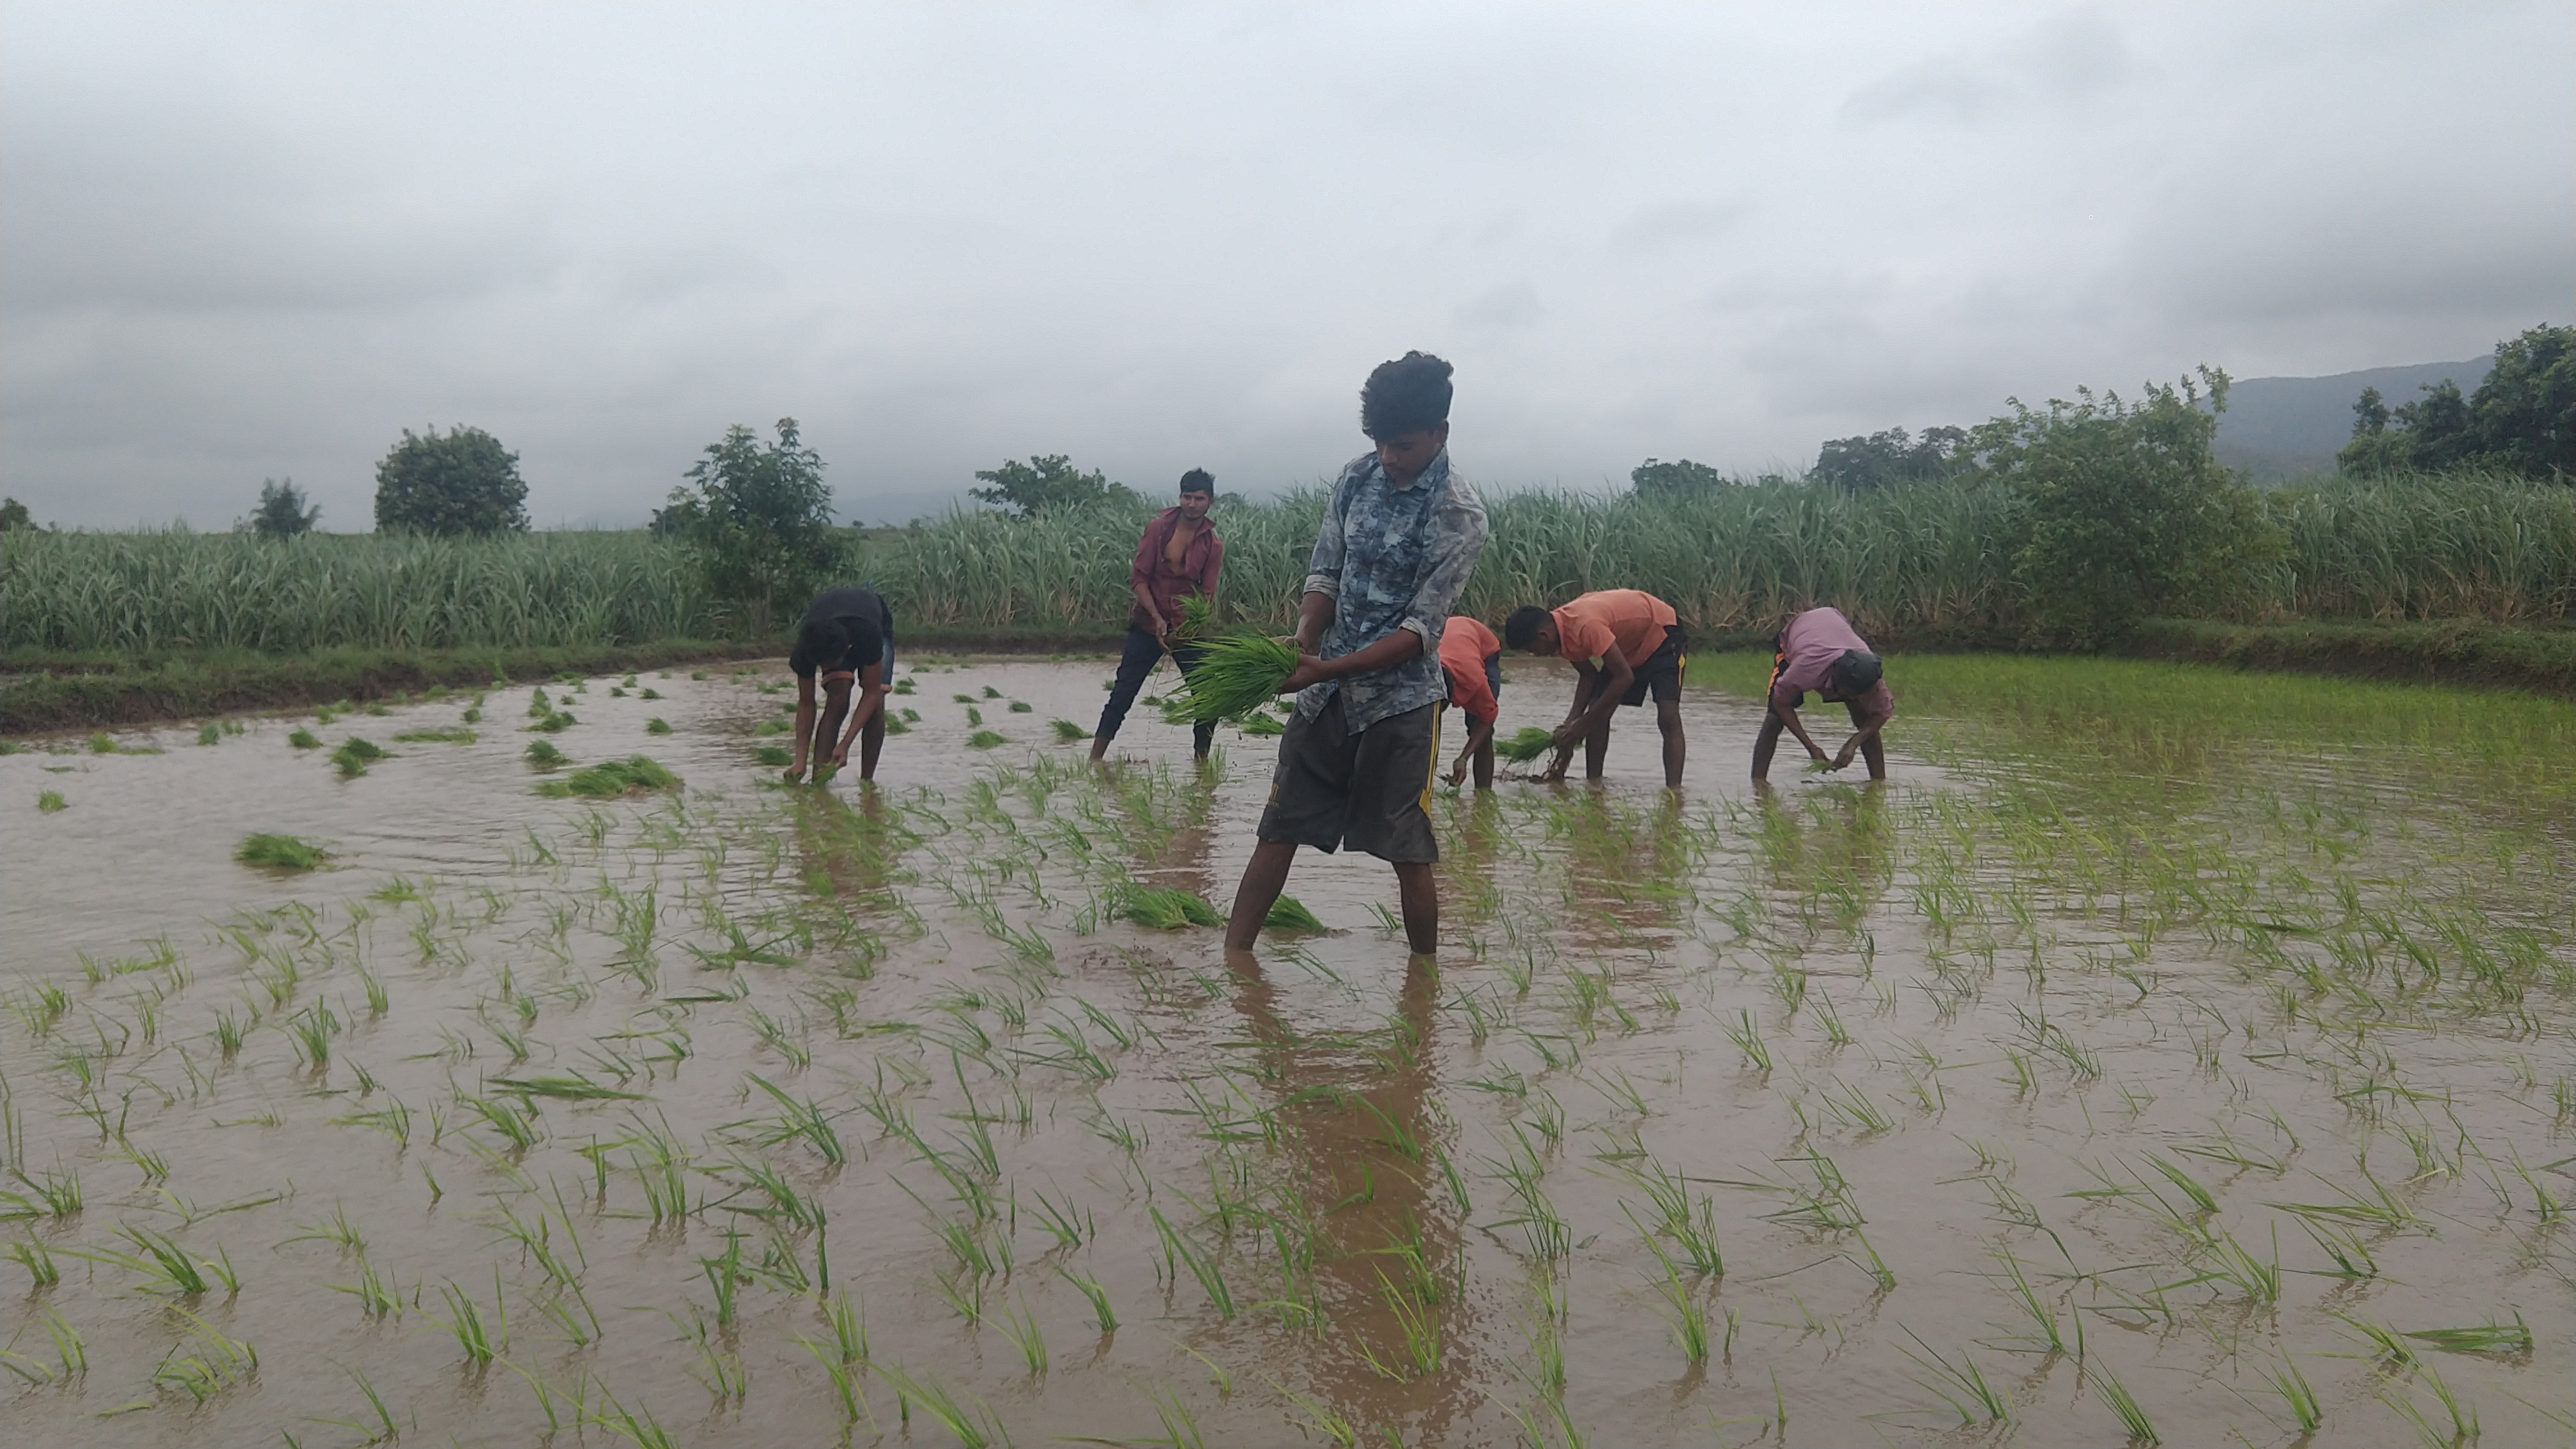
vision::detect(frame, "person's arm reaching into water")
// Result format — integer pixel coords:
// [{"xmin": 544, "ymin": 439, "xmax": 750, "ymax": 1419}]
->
[
  {"xmin": 1772, "ymin": 698, "xmax": 1832, "ymax": 765},
  {"xmin": 1832, "ymin": 703, "xmax": 1890, "ymax": 772},
  {"xmin": 1447, "ymin": 714, "xmax": 1495, "ymax": 786}
]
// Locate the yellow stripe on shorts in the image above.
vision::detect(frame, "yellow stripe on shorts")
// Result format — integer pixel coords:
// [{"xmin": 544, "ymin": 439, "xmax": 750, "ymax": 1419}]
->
[{"xmin": 1422, "ymin": 702, "xmax": 1445, "ymax": 813}]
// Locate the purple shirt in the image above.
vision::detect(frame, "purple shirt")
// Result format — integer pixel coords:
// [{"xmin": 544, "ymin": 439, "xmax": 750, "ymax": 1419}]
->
[{"xmin": 1770, "ymin": 607, "xmax": 1894, "ymax": 715}]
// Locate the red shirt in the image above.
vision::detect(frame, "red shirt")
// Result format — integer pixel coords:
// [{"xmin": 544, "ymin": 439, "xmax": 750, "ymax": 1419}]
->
[
  {"xmin": 1129, "ymin": 508, "xmax": 1222, "ymax": 633},
  {"xmin": 1438, "ymin": 616, "xmax": 1501, "ymax": 724},
  {"xmin": 1552, "ymin": 589, "xmax": 1677, "ymax": 669}
]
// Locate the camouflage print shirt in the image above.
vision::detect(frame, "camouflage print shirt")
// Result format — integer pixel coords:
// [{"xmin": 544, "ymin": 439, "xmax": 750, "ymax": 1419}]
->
[{"xmin": 1296, "ymin": 448, "xmax": 1491, "ymax": 730}]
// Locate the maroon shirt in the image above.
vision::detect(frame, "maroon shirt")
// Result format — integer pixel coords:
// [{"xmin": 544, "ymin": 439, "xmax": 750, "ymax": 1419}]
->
[{"xmin": 1130, "ymin": 507, "xmax": 1223, "ymax": 633}]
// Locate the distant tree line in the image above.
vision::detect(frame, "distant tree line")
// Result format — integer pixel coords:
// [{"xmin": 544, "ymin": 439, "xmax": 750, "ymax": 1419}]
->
[{"xmin": 2338, "ymin": 323, "xmax": 2570, "ymax": 479}]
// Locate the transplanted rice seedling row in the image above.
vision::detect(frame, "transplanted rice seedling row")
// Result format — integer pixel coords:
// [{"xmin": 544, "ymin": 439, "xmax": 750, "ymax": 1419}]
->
[{"xmin": 0, "ymin": 657, "xmax": 2565, "ymax": 1446}]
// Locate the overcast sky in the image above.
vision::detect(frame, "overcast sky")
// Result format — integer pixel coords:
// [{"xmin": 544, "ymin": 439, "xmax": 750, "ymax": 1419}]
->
[{"xmin": 4, "ymin": 2, "xmax": 2569, "ymax": 529}]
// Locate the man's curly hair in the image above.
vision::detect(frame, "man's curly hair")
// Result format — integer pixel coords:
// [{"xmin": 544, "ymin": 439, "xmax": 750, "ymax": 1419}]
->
[{"xmin": 1360, "ymin": 351, "xmax": 1454, "ymax": 441}]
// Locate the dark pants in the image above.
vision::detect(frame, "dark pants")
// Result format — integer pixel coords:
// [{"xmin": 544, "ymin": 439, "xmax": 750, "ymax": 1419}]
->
[{"xmin": 1097, "ymin": 625, "xmax": 1216, "ymax": 755}]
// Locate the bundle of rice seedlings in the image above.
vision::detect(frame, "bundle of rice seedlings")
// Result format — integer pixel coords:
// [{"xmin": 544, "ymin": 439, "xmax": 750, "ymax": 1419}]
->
[
  {"xmin": 883, "ymin": 715, "xmax": 910, "ymax": 734},
  {"xmin": 394, "ymin": 728, "xmax": 475, "ymax": 744},
  {"xmin": 752, "ymin": 743, "xmax": 793, "ymax": 767},
  {"xmin": 288, "ymin": 728, "xmax": 322, "ymax": 749},
  {"xmin": 1051, "ymin": 718, "xmax": 1092, "ymax": 742},
  {"xmin": 1116, "ymin": 884, "xmax": 1223, "ymax": 930},
  {"xmin": 893, "ymin": 678, "xmax": 916, "ymax": 695},
  {"xmin": 236, "ymin": 834, "xmax": 327, "ymax": 871},
  {"xmin": 645, "ymin": 717, "xmax": 672, "ymax": 735},
  {"xmin": 753, "ymin": 719, "xmax": 791, "ymax": 736},
  {"xmin": 981, "ymin": 686, "xmax": 1002, "ymax": 700},
  {"xmin": 1264, "ymin": 895, "xmax": 1324, "ymax": 931},
  {"xmin": 1008, "ymin": 701, "xmax": 1032, "ymax": 713},
  {"xmin": 38, "ymin": 790, "xmax": 68, "ymax": 813},
  {"xmin": 1174, "ymin": 593, "xmax": 1217, "ymax": 638},
  {"xmin": 538, "ymin": 755, "xmax": 681, "ymax": 799},
  {"xmin": 968, "ymin": 730, "xmax": 1006, "ymax": 748},
  {"xmin": 966, "ymin": 706, "xmax": 985, "ymax": 727},
  {"xmin": 525, "ymin": 739, "xmax": 569, "ymax": 769},
  {"xmin": 330, "ymin": 738, "xmax": 387, "ymax": 778},
  {"xmin": 1239, "ymin": 712, "xmax": 1285, "ymax": 737},
  {"xmin": 1497, "ymin": 726, "xmax": 1559, "ymax": 763},
  {"xmin": 1167, "ymin": 631, "xmax": 1299, "ymax": 722},
  {"xmin": 528, "ymin": 710, "xmax": 577, "ymax": 732}
]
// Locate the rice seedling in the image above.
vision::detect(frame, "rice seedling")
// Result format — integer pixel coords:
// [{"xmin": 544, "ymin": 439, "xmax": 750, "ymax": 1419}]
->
[
  {"xmin": 1165, "ymin": 631, "xmax": 1298, "ymax": 721},
  {"xmin": 432, "ymin": 1269, "xmax": 509, "ymax": 1362},
  {"xmin": 2090, "ymin": 1364, "xmax": 2158, "ymax": 1443},
  {"xmin": 1498, "ymin": 726, "xmax": 1560, "ymax": 763},
  {"xmin": 5, "ymin": 1238, "xmax": 60, "ymax": 1287},
  {"xmin": 995, "ymin": 1295, "xmax": 1050, "ymax": 1374},
  {"xmin": 36, "ymin": 790, "xmax": 65, "ymax": 812},
  {"xmin": 150, "ymin": 1308, "xmax": 257, "ymax": 1403},
  {"xmin": 392, "ymin": 726, "xmax": 475, "ymax": 744},
  {"xmin": 1057, "ymin": 1265, "xmax": 1116, "ymax": 1330},
  {"xmin": 1900, "ymin": 1327, "xmax": 2009, "ymax": 1425},
  {"xmin": 968, "ymin": 729, "xmax": 1006, "ymax": 747},
  {"xmin": 536, "ymin": 755, "xmax": 682, "ymax": 799},
  {"xmin": 525, "ymin": 738, "xmax": 569, "ymax": 769},
  {"xmin": 646, "ymin": 716, "xmax": 671, "ymax": 733},
  {"xmin": 1114, "ymin": 884, "xmax": 1223, "ymax": 930},
  {"xmin": 330, "ymin": 737, "xmax": 387, "ymax": 776},
  {"xmin": 753, "ymin": 742, "xmax": 793, "ymax": 766},
  {"xmin": 288, "ymin": 726, "xmax": 322, "ymax": 748},
  {"xmin": 1262, "ymin": 894, "xmax": 1324, "ymax": 931},
  {"xmin": 234, "ymin": 833, "xmax": 327, "ymax": 871},
  {"xmin": 528, "ymin": 708, "xmax": 578, "ymax": 732},
  {"xmin": 2402, "ymin": 1312, "xmax": 2532, "ymax": 1358}
]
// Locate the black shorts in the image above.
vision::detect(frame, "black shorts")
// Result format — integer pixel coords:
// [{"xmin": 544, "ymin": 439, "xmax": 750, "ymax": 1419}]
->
[
  {"xmin": 1591, "ymin": 622, "xmax": 1687, "ymax": 707},
  {"xmin": 1255, "ymin": 694, "xmax": 1441, "ymax": 864}
]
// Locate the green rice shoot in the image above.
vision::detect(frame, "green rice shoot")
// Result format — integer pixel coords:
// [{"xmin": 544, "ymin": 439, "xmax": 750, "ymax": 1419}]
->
[
  {"xmin": 1167, "ymin": 632, "xmax": 1298, "ymax": 722},
  {"xmin": 1498, "ymin": 726, "xmax": 1558, "ymax": 763},
  {"xmin": 1239, "ymin": 712, "xmax": 1284, "ymax": 737},
  {"xmin": 537, "ymin": 755, "xmax": 681, "ymax": 799},
  {"xmin": 38, "ymin": 790, "xmax": 67, "ymax": 813},
  {"xmin": 752, "ymin": 743, "xmax": 793, "ymax": 767},
  {"xmin": 288, "ymin": 727, "xmax": 321, "ymax": 749},
  {"xmin": 968, "ymin": 730, "xmax": 1007, "ymax": 749},
  {"xmin": 235, "ymin": 833, "xmax": 327, "ymax": 871},
  {"xmin": 1051, "ymin": 718, "xmax": 1092, "ymax": 742},
  {"xmin": 1263, "ymin": 895, "xmax": 1324, "ymax": 931},
  {"xmin": 1116, "ymin": 884, "xmax": 1223, "ymax": 930},
  {"xmin": 646, "ymin": 717, "xmax": 672, "ymax": 735},
  {"xmin": 525, "ymin": 739, "xmax": 569, "ymax": 769},
  {"xmin": 330, "ymin": 738, "xmax": 386, "ymax": 777}
]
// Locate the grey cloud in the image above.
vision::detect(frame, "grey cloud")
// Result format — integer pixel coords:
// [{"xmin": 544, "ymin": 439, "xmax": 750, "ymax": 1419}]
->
[{"xmin": 1, "ymin": 1, "xmax": 2567, "ymax": 529}]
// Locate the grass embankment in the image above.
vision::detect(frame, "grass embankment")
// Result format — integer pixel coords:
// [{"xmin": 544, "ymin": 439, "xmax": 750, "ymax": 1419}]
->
[{"xmin": 0, "ymin": 640, "xmax": 780, "ymax": 735}]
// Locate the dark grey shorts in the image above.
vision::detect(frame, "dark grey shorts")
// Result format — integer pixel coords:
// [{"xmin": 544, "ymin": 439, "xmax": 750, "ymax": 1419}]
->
[{"xmin": 1255, "ymin": 693, "xmax": 1441, "ymax": 864}]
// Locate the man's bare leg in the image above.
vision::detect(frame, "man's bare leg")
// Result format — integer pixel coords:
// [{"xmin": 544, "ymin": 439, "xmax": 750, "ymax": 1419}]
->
[
  {"xmin": 1472, "ymin": 737, "xmax": 1494, "ymax": 790},
  {"xmin": 812, "ymin": 678, "xmax": 852, "ymax": 777},
  {"xmin": 1584, "ymin": 719, "xmax": 1612, "ymax": 779},
  {"xmin": 1752, "ymin": 712, "xmax": 1786, "ymax": 781},
  {"xmin": 1393, "ymin": 861, "xmax": 1438, "ymax": 954},
  {"xmin": 859, "ymin": 710, "xmax": 886, "ymax": 779},
  {"xmin": 1657, "ymin": 696, "xmax": 1686, "ymax": 788},
  {"xmin": 1225, "ymin": 839, "xmax": 1299, "ymax": 950}
]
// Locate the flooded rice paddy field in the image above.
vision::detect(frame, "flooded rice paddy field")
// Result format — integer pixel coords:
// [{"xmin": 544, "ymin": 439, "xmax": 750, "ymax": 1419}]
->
[{"xmin": 3, "ymin": 652, "xmax": 2570, "ymax": 1447}]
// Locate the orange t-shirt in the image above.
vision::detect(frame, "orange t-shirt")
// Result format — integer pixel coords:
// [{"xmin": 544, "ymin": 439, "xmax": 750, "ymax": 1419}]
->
[
  {"xmin": 1437, "ymin": 617, "xmax": 1501, "ymax": 724},
  {"xmin": 1552, "ymin": 590, "xmax": 1677, "ymax": 668}
]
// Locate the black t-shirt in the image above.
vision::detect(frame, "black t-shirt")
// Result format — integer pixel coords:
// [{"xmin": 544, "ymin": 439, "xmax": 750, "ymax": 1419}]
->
[{"xmin": 788, "ymin": 586, "xmax": 893, "ymax": 678}]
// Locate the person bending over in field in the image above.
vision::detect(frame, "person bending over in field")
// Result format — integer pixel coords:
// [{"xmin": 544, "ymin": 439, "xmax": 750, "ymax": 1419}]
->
[
  {"xmin": 1752, "ymin": 605, "xmax": 1893, "ymax": 783},
  {"xmin": 1093, "ymin": 469, "xmax": 1224, "ymax": 762},
  {"xmin": 1503, "ymin": 588, "xmax": 1689, "ymax": 788},
  {"xmin": 786, "ymin": 583, "xmax": 895, "ymax": 784},
  {"xmin": 1225, "ymin": 351, "xmax": 1489, "ymax": 955},
  {"xmin": 1438, "ymin": 614, "xmax": 1503, "ymax": 789}
]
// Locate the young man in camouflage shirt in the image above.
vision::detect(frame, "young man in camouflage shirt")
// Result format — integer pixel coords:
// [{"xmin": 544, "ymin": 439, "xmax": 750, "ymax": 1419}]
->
[{"xmin": 1225, "ymin": 352, "xmax": 1490, "ymax": 955}]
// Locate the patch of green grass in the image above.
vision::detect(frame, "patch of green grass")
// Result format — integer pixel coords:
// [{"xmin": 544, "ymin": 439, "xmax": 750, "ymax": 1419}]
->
[
  {"xmin": 537, "ymin": 755, "xmax": 680, "ymax": 799},
  {"xmin": 36, "ymin": 790, "xmax": 66, "ymax": 813},
  {"xmin": 236, "ymin": 833, "xmax": 328, "ymax": 871},
  {"xmin": 525, "ymin": 739, "xmax": 568, "ymax": 769}
]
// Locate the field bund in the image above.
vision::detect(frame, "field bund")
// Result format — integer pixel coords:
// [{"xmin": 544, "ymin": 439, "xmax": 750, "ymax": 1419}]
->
[{"xmin": 2, "ymin": 652, "xmax": 2568, "ymax": 1446}]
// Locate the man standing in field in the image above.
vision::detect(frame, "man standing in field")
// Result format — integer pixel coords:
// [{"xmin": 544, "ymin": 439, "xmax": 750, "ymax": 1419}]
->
[
  {"xmin": 1093, "ymin": 470, "xmax": 1224, "ymax": 762},
  {"xmin": 785, "ymin": 583, "xmax": 895, "ymax": 784},
  {"xmin": 1752, "ymin": 605, "xmax": 1894, "ymax": 782},
  {"xmin": 1503, "ymin": 588, "xmax": 1689, "ymax": 788},
  {"xmin": 1225, "ymin": 352, "xmax": 1489, "ymax": 955},
  {"xmin": 1438, "ymin": 614, "xmax": 1503, "ymax": 789}
]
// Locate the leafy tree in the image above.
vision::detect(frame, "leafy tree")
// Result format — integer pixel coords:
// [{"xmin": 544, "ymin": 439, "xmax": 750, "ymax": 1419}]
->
[
  {"xmin": 2469, "ymin": 322, "xmax": 2573, "ymax": 477},
  {"xmin": 2339, "ymin": 323, "xmax": 2572, "ymax": 479},
  {"xmin": 1966, "ymin": 366, "xmax": 2279, "ymax": 647},
  {"xmin": 241, "ymin": 477, "xmax": 321, "ymax": 539},
  {"xmin": 655, "ymin": 417, "xmax": 838, "ymax": 636},
  {"xmin": 0, "ymin": 497, "xmax": 31, "ymax": 532},
  {"xmin": 374, "ymin": 426, "xmax": 529, "ymax": 535},
  {"xmin": 1812, "ymin": 426, "xmax": 1970, "ymax": 492},
  {"xmin": 1629, "ymin": 457, "xmax": 1730, "ymax": 496},
  {"xmin": 970, "ymin": 455, "xmax": 1131, "ymax": 516}
]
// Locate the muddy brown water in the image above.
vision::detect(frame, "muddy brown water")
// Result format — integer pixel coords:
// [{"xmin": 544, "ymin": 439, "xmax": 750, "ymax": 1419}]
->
[{"xmin": 3, "ymin": 656, "xmax": 2568, "ymax": 1446}]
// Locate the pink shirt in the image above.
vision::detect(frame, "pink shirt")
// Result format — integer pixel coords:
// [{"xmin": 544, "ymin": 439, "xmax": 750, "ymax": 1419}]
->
[{"xmin": 1770, "ymin": 607, "xmax": 1894, "ymax": 715}]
